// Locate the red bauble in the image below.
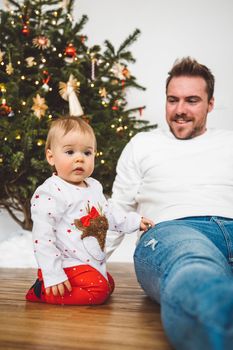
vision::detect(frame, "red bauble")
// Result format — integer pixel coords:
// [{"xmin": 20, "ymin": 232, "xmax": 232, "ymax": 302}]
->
[
  {"xmin": 65, "ymin": 43, "xmax": 76, "ymax": 58},
  {"xmin": 0, "ymin": 104, "xmax": 12, "ymax": 117},
  {"xmin": 22, "ymin": 24, "xmax": 30, "ymax": 36}
]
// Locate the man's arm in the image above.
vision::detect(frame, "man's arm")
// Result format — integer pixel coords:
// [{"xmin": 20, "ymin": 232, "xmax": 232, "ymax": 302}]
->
[{"xmin": 106, "ymin": 137, "xmax": 141, "ymax": 257}]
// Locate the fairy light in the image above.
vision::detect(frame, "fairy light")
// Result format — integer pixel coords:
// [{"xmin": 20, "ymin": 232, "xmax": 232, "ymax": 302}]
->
[
  {"xmin": 17, "ymin": 61, "xmax": 21, "ymax": 65},
  {"xmin": 58, "ymin": 53, "xmax": 62, "ymax": 58},
  {"xmin": 41, "ymin": 58, "xmax": 46, "ymax": 63},
  {"xmin": 21, "ymin": 75, "xmax": 25, "ymax": 80},
  {"xmin": 15, "ymin": 135, "xmax": 21, "ymax": 140},
  {"xmin": 22, "ymin": 101, "xmax": 26, "ymax": 106},
  {"xmin": 48, "ymin": 114, "xmax": 53, "ymax": 119},
  {"xmin": 1, "ymin": 62, "xmax": 4, "ymax": 66},
  {"xmin": 101, "ymin": 160, "xmax": 105, "ymax": 164},
  {"xmin": 53, "ymin": 47, "xmax": 57, "ymax": 51},
  {"xmin": 90, "ymin": 83, "xmax": 95, "ymax": 88},
  {"xmin": 37, "ymin": 140, "xmax": 43, "ymax": 146},
  {"xmin": 35, "ymin": 80, "xmax": 39, "ymax": 85},
  {"xmin": 111, "ymin": 124, "xmax": 115, "ymax": 128},
  {"xmin": 4, "ymin": 137, "xmax": 7, "ymax": 141}
]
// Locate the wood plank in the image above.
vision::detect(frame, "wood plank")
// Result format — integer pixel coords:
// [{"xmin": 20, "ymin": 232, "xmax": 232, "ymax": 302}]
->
[{"xmin": 0, "ymin": 263, "xmax": 172, "ymax": 350}]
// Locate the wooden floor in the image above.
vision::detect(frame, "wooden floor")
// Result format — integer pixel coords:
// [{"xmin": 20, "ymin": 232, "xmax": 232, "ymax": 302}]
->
[{"xmin": 0, "ymin": 263, "xmax": 172, "ymax": 350}]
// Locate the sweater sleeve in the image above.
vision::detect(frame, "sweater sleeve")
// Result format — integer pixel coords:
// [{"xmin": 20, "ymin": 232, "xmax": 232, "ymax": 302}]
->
[
  {"xmin": 31, "ymin": 183, "xmax": 68, "ymax": 288},
  {"xmin": 105, "ymin": 137, "xmax": 142, "ymax": 257}
]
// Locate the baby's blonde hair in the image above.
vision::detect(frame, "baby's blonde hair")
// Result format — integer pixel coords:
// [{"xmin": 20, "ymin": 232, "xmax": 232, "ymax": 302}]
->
[{"xmin": 45, "ymin": 116, "xmax": 97, "ymax": 152}]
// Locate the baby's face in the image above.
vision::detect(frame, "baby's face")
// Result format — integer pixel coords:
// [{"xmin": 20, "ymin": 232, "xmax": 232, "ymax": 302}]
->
[{"xmin": 46, "ymin": 128, "xmax": 95, "ymax": 186}]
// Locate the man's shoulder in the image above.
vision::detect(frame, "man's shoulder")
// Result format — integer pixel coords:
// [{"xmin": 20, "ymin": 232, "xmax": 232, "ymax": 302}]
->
[
  {"xmin": 208, "ymin": 128, "xmax": 233, "ymax": 139},
  {"xmin": 131, "ymin": 128, "xmax": 167, "ymax": 143}
]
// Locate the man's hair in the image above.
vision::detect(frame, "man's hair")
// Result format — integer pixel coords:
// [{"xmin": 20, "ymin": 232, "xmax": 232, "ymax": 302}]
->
[
  {"xmin": 45, "ymin": 116, "xmax": 97, "ymax": 151},
  {"xmin": 166, "ymin": 57, "xmax": 215, "ymax": 101}
]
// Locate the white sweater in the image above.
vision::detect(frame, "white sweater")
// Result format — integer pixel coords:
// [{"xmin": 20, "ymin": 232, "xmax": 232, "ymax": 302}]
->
[
  {"xmin": 106, "ymin": 128, "xmax": 233, "ymax": 255},
  {"xmin": 31, "ymin": 175, "xmax": 141, "ymax": 287}
]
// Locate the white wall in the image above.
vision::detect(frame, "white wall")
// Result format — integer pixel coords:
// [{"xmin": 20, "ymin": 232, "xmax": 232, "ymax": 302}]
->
[{"xmin": 1, "ymin": 0, "xmax": 233, "ymax": 262}]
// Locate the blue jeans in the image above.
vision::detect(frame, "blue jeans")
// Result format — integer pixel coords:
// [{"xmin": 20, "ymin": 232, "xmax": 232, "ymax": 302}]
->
[{"xmin": 134, "ymin": 216, "xmax": 233, "ymax": 350}]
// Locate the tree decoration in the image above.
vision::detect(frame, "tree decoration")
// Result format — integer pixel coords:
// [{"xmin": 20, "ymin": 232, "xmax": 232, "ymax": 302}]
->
[
  {"xmin": 0, "ymin": 50, "xmax": 5, "ymax": 62},
  {"xmin": 33, "ymin": 35, "xmax": 51, "ymax": 50},
  {"xmin": 31, "ymin": 94, "xmax": 48, "ymax": 119},
  {"xmin": 65, "ymin": 43, "xmax": 76, "ymax": 57},
  {"xmin": 25, "ymin": 56, "xmax": 36, "ymax": 67},
  {"xmin": 59, "ymin": 74, "xmax": 83, "ymax": 116},
  {"xmin": 41, "ymin": 70, "xmax": 51, "ymax": 91},
  {"xmin": 6, "ymin": 62, "xmax": 14, "ymax": 75},
  {"xmin": 91, "ymin": 58, "xmax": 97, "ymax": 80},
  {"xmin": 22, "ymin": 24, "xmax": 29, "ymax": 36},
  {"xmin": 111, "ymin": 62, "xmax": 126, "ymax": 80}
]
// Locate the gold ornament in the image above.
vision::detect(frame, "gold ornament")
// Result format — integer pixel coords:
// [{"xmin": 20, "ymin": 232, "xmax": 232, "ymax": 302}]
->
[
  {"xmin": 25, "ymin": 56, "xmax": 36, "ymax": 67},
  {"xmin": 33, "ymin": 36, "xmax": 51, "ymax": 50},
  {"xmin": 99, "ymin": 87, "xmax": 107, "ymax": 98},
  {"xmin": 31, "ymin": 94, "xmax": 48, "ymax": 119},
  {"xmin": 59, "ymin": 74, "xmax": 83, "ymax": 116},
  {"xmin": 6, "ymin": 62, "xmax": 14, "ymax": 75},
  {"xmin": 0, "ymin": 50, "xmax": 5, "ymax": 63}
]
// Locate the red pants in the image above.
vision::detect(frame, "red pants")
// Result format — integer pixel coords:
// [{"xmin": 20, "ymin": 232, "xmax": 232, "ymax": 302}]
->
[{"xmin": 26, "ymin": 265, "xmax": 115, "ymax": 305}]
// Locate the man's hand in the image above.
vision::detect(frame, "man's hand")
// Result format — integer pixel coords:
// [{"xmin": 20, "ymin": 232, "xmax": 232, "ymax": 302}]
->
[
  {"xmin": 45, "ymin": 279, "xmax": 72, "ymax": 297},
  {"xmin": 140, "ymin": 217, "xmax": 155, "ymax": 231}
]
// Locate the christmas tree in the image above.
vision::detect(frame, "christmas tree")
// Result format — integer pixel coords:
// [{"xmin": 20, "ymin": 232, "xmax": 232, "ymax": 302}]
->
[{"xmin": 0, "ymin": 0, "xmax": 156, "ymax": 230}]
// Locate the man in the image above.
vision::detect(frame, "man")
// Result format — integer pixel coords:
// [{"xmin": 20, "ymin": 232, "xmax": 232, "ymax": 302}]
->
[{"xmin": 107, "ymin": 57, "xmax": 233, "ymax": 350}]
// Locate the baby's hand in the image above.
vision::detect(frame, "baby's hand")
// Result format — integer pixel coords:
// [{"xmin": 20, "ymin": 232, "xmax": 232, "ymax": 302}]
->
[
  {"xmin": 140, "ymin": 217, "xmax": 155, "ymax": 231},
  {"xmin": 45, "ymin": 279, "xmax": 72, "ymax": 297}
]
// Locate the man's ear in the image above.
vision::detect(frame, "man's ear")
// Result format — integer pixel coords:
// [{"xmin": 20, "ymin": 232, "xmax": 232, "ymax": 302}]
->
[
  {"xmin": 208, "ymin": 97, "xmax": 214, "ymax": 113},
  {"xmin": 46, "ymin": 149, "xmax": 55, "ymax": 166}
]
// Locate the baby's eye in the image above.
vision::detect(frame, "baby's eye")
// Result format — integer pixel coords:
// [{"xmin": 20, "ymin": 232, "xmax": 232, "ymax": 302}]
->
[
  {"xmin": 65, "ymin": 150, "xmax": 74, "ymax": 155},
  {"xmin": 84, "ymin": 150, "xmax": 93, "ymax": 156}
]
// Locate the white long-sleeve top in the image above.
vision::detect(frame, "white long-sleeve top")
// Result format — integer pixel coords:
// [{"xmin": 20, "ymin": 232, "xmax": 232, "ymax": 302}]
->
[
  {"xmin": 106, "ymin": 128, "xmax": 233, "ymax": 255},
  {"xmin": 31, "ymin": 174, "xmax": 141, "ymax": 287}
]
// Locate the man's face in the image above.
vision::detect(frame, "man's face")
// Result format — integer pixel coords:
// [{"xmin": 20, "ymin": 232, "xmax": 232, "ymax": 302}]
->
[{"xmin": 166, "ymin": 76, "xmax": 214, "ymax": 139}]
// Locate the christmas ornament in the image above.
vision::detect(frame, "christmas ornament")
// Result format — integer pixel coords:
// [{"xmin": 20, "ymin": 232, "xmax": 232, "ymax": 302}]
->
[
  {"xmin": 65, "ymin": 43, "xmax": 76, "ymax": 57},
  {"xmin": 31, "ymin": 94, "xmax": 48, "ymax": 119},
  {"xmin": 6, "ymin": 62, "xmax": 14, "ymax": 75},
  {"xmin": 99, "ymin": 87, "xmax": 107, "ymax": 99},
  {"xmin": 59, "ymin": 74, "xmax": 83, "ymax": 117},
  {"xmin": 0, "ymin": 50, "xmax": 5, "ymax": 63},
  {"xmin": 41, "ymin": 70, "xmax": 51, "ymax": 91},
  {"xmin": 0, "ymin": 103, "xmax": 12, "ymax": 117},
  {"xmin": 122, "ymin": 66, "xmax": 131, "ymax": 79},
  {"xmin": 112, "ymin": 62, "xmax": 126, "ymax": 80},
  {"xmin": 91, "ymin": 58, "xmax": 97, "ymax": 80},
  {"xmin": 33, "ymin": 36, "xmax": 51, "ymax": 50},
  {"xmin": 22, "ymin": 24, "xmax": 29, "ymax": 36},
  {"xmin": 25, "ymin": 56, "xmax": 35, "ymax": 67},
  {"xmin": 64, "ymin": 43, "xmax": 76, "ymax": 62}
]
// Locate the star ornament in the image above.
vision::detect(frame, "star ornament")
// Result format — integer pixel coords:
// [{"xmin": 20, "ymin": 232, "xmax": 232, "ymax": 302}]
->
[
  {"xmin": 25, "ymin": 56, "xmax": 36, "ymax": 67},
  {"xmin": 33, "ymin": 35, "xmax": 51, "ymax": 50},
  {"xmin": 31, "ymin": 94, "xmax": 48, "ymax": 119}
]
